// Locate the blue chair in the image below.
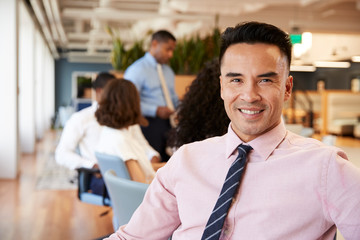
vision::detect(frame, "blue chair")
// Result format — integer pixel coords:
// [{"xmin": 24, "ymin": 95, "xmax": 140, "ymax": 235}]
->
[
  {"xmin": 76, "ymin": 152, "xmax": 131, "ymax": 207},
  {"xmin": 95, "ymin": 152, "xmax": 134, "ymax": 230},
  {"xmin": 104, "ymin": 170, "xmax": 149, "ymax": 230},
  {"xmin": 76, "ymin": 167, "xmax": 111, "ymax": 206},
  {"xmin": 95, "ymin": 152, "xmax": 131, "ymax": 180}
]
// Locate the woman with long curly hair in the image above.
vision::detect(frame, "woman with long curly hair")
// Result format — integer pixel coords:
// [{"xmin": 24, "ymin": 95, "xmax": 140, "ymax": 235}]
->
[
  {"xmin": 167, "ymin": 59, "xmax": 230, "ymax": 150},
  {"xmin": 95, "ymin": 79, "xmax": 164, "ymax": 183}
]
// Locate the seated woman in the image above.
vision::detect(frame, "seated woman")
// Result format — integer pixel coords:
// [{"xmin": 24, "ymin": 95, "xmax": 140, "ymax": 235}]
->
[
  {"xmin": 95, "ymin": 78, "xmax": 164, "ymax": 184},
  {"xmin": 167, "ymin": 59, "xmax": 230, "ymax": 150}
]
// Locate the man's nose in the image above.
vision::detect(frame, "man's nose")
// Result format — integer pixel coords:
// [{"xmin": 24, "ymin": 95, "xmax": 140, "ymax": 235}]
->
[{"xmin": 240, "ymin": 83, "xmax": 261, "ymax": 103}]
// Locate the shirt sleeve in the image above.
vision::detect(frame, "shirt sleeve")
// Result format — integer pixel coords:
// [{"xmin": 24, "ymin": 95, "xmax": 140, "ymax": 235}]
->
[
  {"xmin": 104, "ymin": 162, "xmax": 181, "ymax": 240},
  {"xmin": 325, "ymin": 149, "xmax": 360, "ymax": 239},
  {"xmin": 55, "ymin": 114, "xmax": 95, "ymax": 170}
]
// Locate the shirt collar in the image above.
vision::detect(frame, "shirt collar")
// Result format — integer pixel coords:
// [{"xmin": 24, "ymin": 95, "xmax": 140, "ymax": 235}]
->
[
  {"xmin": 225, "ymin": 124, "xmax": 244, "ymax": 159},
  {"xmin": 225, "ymin": 119, "xmax": 287, "ymax": 161},
  {"xmin": 145, "ymin": 52, "xmax": 158, "ymax": 67}
]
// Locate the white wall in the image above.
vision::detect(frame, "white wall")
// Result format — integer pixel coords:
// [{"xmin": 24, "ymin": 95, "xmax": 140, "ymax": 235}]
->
[
  {"xmin": 0, "ymin": 0, "xmax": 55, "ymax": 178},
  {"xmin": 34, "ymin": 31, "xmax": 45, "ymax": 140},
  {"xmin": 0, "ymin": 0, "xmax": 19, "ymax": 179},
  {"xmin": 34, "ymin": 31, "xmax": 55, "ymax": 140},
  {"xmin": 296, "ymin": 33, "xmax": 360, "ymax": 64},
  {"xmin": 19, "ymin": 0, "xmax": 55, "ymax": 151},
  {"xmin": 19, "ymin": 1, "xmax": 36, "ymax": 153},
  {"xmin": 43, "ymin": 49, "xmax": 55, "ymax": 131}
]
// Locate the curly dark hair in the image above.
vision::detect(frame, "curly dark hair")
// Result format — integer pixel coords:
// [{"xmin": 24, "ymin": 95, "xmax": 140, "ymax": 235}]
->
[
  {"xmin": 167, "ymin": 59, "xmax": 230, "ymax": 149},
  {"xmin": 95, "ymin": 78, "xmax": 148, "ymax": 129}
]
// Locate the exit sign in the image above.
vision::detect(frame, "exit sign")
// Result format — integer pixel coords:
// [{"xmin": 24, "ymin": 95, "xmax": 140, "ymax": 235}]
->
[{"xmin": 290, "ymin": 34, "xmax": 302, "ymax": 44}]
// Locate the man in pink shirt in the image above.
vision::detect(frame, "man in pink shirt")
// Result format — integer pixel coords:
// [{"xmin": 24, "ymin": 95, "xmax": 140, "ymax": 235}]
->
[{"xmin": 105, "ymin": 22, "xmax": 360, "ymax": 240}]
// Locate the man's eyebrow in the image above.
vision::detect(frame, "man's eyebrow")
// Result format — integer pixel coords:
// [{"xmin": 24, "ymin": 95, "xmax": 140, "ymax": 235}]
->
[
  {"xmin": 225, "ymin": 72, "xmax": 243, "ymax": 77},
  {"xmin": 258, "ymin": 72, "xmax": 278, "ymax": 78},
  {"xmin": 224, "ymin": 72, "xmax": 279, "ymax": 78}
]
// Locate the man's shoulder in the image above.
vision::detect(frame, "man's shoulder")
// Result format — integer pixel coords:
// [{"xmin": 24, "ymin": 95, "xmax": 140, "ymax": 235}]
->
[
  {"xmin": 126, "ymin": 55, "xmax": 149, "ymax": 70},
  {"xmin": 74, "ymin": 105, "xmax": 95, "ymax": 116},
  {"xmin": 285, "ymin": 130, "xmax": 344, "ymax": 155},
  {"xmin": 178, "ymin": 135, "xmax": 226, "ymax": 153},
  {"xmin": 167, "ymin": 135, "xmax": 226, "ymax": 171},
  {"xmin": 66, "ymin": 105, "xmax": 96, "ymax": 124}
]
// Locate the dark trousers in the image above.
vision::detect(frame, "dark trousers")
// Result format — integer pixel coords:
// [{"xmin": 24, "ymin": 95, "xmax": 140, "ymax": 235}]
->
[
  {"xmin": 89, "ymin": 175, "xmax": 109, "ymax": 198},
  {"xmin": 141, "ymin": 116, "xmax": 171, "ymax": 162}
]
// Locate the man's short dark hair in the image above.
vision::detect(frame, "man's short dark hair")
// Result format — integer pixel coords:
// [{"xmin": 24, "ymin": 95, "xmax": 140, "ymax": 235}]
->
[
  {"xmin": 151, "ymin": 30, "xmax": 176, "ymax": 43},
  {"xmin": 92, "ymin": 72, "xmax": 115, "ymax": 89},
  {"xmin": 219, "ymin": 21, "xmax": 292, "ymax": 67}
]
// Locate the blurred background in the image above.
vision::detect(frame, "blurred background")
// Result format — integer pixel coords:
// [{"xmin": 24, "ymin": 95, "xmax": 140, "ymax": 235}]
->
[{"xmin": 0, "ymin": 0, "xmax": 360, "ymax": 239}]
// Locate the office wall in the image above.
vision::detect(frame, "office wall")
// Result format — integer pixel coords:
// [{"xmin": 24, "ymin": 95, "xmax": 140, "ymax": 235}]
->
[
  {"xmin": 291, "ymin": 62, "xmax": 360, "ymax": 91},
  {"xmin": 0, "ymin": 0, "xmax": 19, "ymax": 179},
  {"xmin": 55, "ymin": 58, "xmax": 113, "ymax": 110}
]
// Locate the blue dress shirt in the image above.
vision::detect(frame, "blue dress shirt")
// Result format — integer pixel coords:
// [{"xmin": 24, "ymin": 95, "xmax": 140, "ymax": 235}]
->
[{"xmin": 124, "ymin": 52, "xmax": 178, "ymax": 117}]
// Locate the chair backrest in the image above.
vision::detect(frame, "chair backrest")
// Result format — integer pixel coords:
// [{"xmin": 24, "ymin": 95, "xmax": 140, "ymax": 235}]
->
[
  {"xmin": 95, "ymin": 152, "xmax": 131, "ymax": 180},
  {"xmin": 104, "ymin": 170, "xmax": 149, "ymax": 229}
]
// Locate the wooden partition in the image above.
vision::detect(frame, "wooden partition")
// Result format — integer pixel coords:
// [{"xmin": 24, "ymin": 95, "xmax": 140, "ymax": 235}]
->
[
  {"xmin": 175, "ymin": 75, "xmax": 195, "ymax": 99},
  {"xmin": 284, "ymin": 90, "xmax": 322, "ymax": 129},
  {"xmin": 321, "ymin": 90, "xmax": 360, "ymax": 135},
  {"xmin": 284, "ymin": 90, "xmax": 360, "ymax": 136}
]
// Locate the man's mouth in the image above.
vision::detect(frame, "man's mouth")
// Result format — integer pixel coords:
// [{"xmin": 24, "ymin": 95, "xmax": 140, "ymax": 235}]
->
[{"xmin": 239, "ymin": 109, "xmax": 262, "ymax": 114}]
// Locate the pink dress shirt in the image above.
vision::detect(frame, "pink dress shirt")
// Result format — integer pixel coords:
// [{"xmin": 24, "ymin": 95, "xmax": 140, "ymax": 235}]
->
[{"xmin": 105, "ymin": 122, "xmax": 360, "ymax": 240}]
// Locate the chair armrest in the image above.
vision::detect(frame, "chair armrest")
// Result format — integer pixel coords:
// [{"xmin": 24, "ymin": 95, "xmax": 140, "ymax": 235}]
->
[
  {"xmin": 76, "ymin": 167, "xmax": 100, "ymax": 200},
  {"xmin": 76, "ymin": 167, "xmax": 100, "ymax": 174},
  {"xmin": 75, "ymin": 167, "xmax": 111, "ymax": 206}
]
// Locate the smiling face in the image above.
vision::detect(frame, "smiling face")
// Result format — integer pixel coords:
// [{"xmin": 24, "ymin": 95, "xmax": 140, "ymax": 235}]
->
[{"xmin": 220, "ymin": 43, "xmax": 293, "ymax": 142}]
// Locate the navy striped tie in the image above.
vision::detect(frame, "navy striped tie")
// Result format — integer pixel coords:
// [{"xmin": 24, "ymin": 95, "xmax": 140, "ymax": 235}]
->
[{"xmin": 201, "ymin": 144, "xmax": 252, "ymax": 240}]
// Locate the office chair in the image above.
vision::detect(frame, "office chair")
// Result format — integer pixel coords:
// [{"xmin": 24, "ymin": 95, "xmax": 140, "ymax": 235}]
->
[
  {"xmin": 76, "ymin": 167, "xmax": 111, "ymax": 206},
  {"xmin": 76, "ymin": 152, "xmax": 131, "ymax": 206},
  {"xmin": 95, "ymin": 152, "xmax": 136, "ymax": 230},
  {"xmin": 95, "ymin": 152, "xmax": 131, "ymax": 180},
  {"xmin": 104, "ymin": 170, "xmax": 149, "ymax": 230}
]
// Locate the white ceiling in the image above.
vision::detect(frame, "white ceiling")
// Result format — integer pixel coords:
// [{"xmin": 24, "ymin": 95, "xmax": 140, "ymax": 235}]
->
[{"xmin": 27, "ymin": 0, "xmax": 360, "ymax": 64}]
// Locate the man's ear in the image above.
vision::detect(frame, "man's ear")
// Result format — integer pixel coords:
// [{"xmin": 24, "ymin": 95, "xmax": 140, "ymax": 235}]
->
[
  {"xmin": 151, "ymin": 39, "xmax": 158, "ymax": 49},
  {"xmin": 284, "ymin": 75, "xmax": 293, "ymax": 101}
]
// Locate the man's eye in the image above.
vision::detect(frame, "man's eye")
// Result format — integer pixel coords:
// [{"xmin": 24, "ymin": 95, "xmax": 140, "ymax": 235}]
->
[
  {"xmin": 260, "ymin": 79, "xmax": 272, "ymax": 83},
  {"xmin": 231, "ymin": 78, "xmax": 241, "ymax": 83}
]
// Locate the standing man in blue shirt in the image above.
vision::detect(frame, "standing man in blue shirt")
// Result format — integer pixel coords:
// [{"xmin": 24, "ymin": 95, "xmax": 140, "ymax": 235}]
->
[{"xmin": 124, "ymin": 30, "xmax": 178, "ymax": 162}]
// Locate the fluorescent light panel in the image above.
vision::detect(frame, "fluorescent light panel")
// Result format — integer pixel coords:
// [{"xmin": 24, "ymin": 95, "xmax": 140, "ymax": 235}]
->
[
  {"xmin": 351, "ymin": 56, "xmax": 360, "ymax": 62},
  {"xmin": 290, "ymin": 65, "xmax": 316, "ymax": 72},
  {"xmin": 313, "ymin": 61, "xmax": 350, "ymax": 68}
]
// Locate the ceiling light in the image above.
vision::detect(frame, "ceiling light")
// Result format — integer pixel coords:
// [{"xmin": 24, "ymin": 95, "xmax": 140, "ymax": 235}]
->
[
  {"xmin": 313, "ymin": 61, "xmax": 350, "ymax": 68},
  {"xmin": 351, "ymin": 56, "xmax": 360, "ymax": 62},
  {"xmin": 292, "ymin": 32, "xmax": 312, "ymax": 59},
  {"xmin": 290, "ymin": 65, "xmax": 316, "ymax": 72}
]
